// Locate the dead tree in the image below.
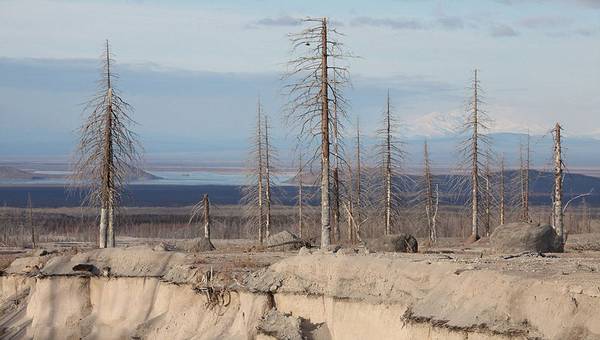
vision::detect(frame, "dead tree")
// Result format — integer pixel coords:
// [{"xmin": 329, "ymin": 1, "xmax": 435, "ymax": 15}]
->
[
  {"xmin": 499, "ymin": 156, "xmax": 506, "ymax": 225},
  {"xmin": 422, "ymin": 141, "xmax": 438, "ymax": 243},
  {"xmin": 483, "ymin": 158, "xmax": 492, "ymax": 237},
  {"xmin": 297, "ymin": 153, "xmax": 304, "ymax": 239},
  {"xmin": 284, "ymin": 17, "xmax": 350, "ymax": 248},
  {"xmin": 458, "ymin": 69, "xmax": 491, "ymax": 241},
  {"xmin": 264, "ymin": 116, "xmax": 272, "ymax": 239},
  {"xmin": 349, "ymin": 118, "xmax": 364, "ymax": 243},
  {"xmin": 27, "ymin": 193, "xmax": 35, "ymax": 248},
  {"xmin": 242, "ymin": 99, "xmax": 265, "ymax": 244},
  {"xmin": 519, "ymin": 133, "xmax": 531, "ymax": 222},
  {"xmin": 204, "ymin": 195, "xmax": 211, "ymax": 239},
  {"xmin": 189, "ymin": 194, "xmax": 211, "ymax": 240},
  {"xmin": 331, "ymin": 84, "xmax": 341, "ymax": 243},
  {"xmin": 72, "ymin": 40, "xmax": 141, "ymax": 248},
  {"xmin": 376, "ymin": 92, "xmax": 404, "ymax": 235},
  {"xmin": 552, "ymin": 123, "xmax": 564, "ymax": 244}
]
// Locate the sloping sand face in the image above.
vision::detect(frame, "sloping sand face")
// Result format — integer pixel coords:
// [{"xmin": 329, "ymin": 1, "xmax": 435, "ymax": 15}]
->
[
  {"xmin": 1, "ymin": 248, "xmax": 600, "ymax": 339},
  {"xmin": 0, "ymin": 248, "xmax": 274, "ymax": 339},
  {"xmin": 244, "ymin": 253, "xmax": 600, "ymax": 340},
  {"xmin": 25, "ymin": 277, "xmax": 269, "ymax": 339}
]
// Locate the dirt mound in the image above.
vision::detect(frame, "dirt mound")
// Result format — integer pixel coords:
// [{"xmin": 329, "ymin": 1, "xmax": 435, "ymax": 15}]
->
[
  {"xmin": 365, "ymin": 234, "xmax": 418, "ymax": 253},
  {"xmin": 266, "ymin": 231, "xmax": 306, "ymax": 251},
  {"xmin": 175, "ymin": 237, "xmax": 215, "ymax": 252},
  {"xmin": 491, "ymin": 222, "xmax": 563, "ymax": 253},
  {"xmin": 40, "ymin": 247, "xmax": 188, "ymax": 277}
]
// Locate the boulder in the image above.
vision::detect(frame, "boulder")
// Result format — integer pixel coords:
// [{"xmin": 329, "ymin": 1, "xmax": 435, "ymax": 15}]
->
[
  {"xmin": 257, "ymin": 308, "xmax": 302, "ymax": 340},
  {"xmin": 266, "ymin": 231, "xmax": 306, "ymax": 251},
  {"xmin": 175, "ymin": 237, "xmax": 215, "ymax": 252},
  {"xmin": 490, "ymin": 222, "xmax": 563, "ymax": 253},
  {"xmin": 365, "ymin": 234, "xmax": 418, "ymax": 253},
  {"xmin": 297, "ymin": 246, "xmax": 312, "ymax": 256}
]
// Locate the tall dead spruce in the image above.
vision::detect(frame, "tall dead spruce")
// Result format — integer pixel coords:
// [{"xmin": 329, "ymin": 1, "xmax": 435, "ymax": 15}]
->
[
  {"xmin": 242, "ymin": 99, "xmax": 266, "ymax": 244},
  {"xmin": 376, "ymin": 92, "xmax": 404, "ymax": 236},
  {"xmin": 520, "ymin": 133, "xmax": 531, "ymax": 222},
  {"xmin": 72, "ymin": 40, "xmax": 141, "ymax": 248},
  {"xmin": 499, "ymin": 156, "xmax": 506, "ymax": 225},
  {"xmin": 284, "ymin": 18, "xmax": 350, "ymax": 248},
  {"xmin": 263, "ymin": 116, "xmax": 273, "ymax": 240},
  {"xmin": 459, "ymin": 69, "xmax": 491, "ymax": 242},
  {"xmin": 348, "ymin": 118, "xmax": 364, "ymax": 243},
  {"xmin": 243, "ymin": 99, "xmax": 276, "ymax": 244},
  {"xmin": 421, "ymin": 141, "xmax": 438, "ymax": 243}
]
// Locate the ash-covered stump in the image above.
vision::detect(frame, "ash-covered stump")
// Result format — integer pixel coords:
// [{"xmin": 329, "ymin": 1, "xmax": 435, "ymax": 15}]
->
[
  {"xmin": 365, "ymin": 234, "xmax": 418, "ymax": 253},
  {"xmin": 490, "ymin": 222, "xmax": 564, "ymax": 253}
]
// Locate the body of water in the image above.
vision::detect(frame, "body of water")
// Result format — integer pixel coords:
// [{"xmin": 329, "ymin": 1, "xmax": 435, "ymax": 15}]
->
[{"xmin": 0, "ymin": 170, "xmax": 294, "ymax": 186}]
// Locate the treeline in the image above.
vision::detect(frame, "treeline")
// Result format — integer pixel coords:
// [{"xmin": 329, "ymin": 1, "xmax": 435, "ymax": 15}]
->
[{"xmin": 0, "ymin": 204, "xmax": 597, "ymax": 247}]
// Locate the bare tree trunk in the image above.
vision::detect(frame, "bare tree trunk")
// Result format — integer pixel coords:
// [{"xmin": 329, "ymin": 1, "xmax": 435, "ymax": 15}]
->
[
  {"xmin": 424, "ymin": 141, "xmax": 436, "ymax": 243},
  {"xmin": 257, "ymin": 101, "xmax": 265, "ymax": 244},
  {"xmin": 298, "ymin": 155, "xmax": 303, "ymax": 239},
  {"xmin": 470, "ymin": 69, "xmax": 480, "ymax": 240},
  {"xmin": 385, "ymin": 92, "xmax": 392, "ymax": 236},
  {"xmin": 320, "ymin": 18, "xmax": 331, "ymax": 248},
  {"xmin": 354, "ymin": 119, "xmax": 362, "ymax": 243},
  {"xmin": 2, "ymin": 202, "xmax": 7, "ymax": 245},
  {"xmin": 525, "ymin": 134, "xmax": 530, "ymax": 221},
  {"xmin": 520, "ymin": 134, "xmax": 530, "ymax": 222},
  {"xmin": 101, "ymin": 41, "xmax": 116, "ymax": 248},
  {"xmin": 499, "ymin": 156, "xmax": 505, "ymax": 225},
  {"xmin": 27, "ymin": 193, "xmax": 35, "ymax": 248},
  {"xmin": 203, "ymin": 194, "xmax": 211, "ymax": 240},
  {"xmin": 331, "ymin": 72, "xmax": 341, "ymax": 243},
  {"xmin": 107, "ymin": 205, "xmax": 115, "ymax": 247},
  {"xmin": 484, "ymin": 160, "xmax": 491, "ymax": 237},
  {"xmin": 583, "ymin": 197, "xmax": 591, "ymax": 233},
  {"xmin": 264, "ymin": 116, "xmax": 272, "ymax": 240},
  {"xmin": 99, "ymin": 208, "xmax": 107, "ymax": 248},
  {"xmin": 552, "ymin": 123, "xmax": 564, "ymax": 244},
  {"xmin": 285, "ymin": 17, "xmax": 349, "ymax": 247},
  {"xmin": 433, "ymin": 184, "xmax": 439, "ymax": 241}
]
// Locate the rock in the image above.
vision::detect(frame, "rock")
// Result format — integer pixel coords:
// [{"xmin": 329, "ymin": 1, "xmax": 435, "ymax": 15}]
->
[
  {"xmin": 32, "ymin": 249, "xmax": 49, "ymax": 257},
  {"xmin": 298, "ymin": 246, "xmax": 312, "ymax": 256},
  {"xmin": 175, "ymin": 237, "xmax": 215, "ymax": 252},
  {"xmin": 72, "ymin": 263, "xmax": 100, "ymax": 275},
  {"xmin": 336, "ymin": 247, "xmax": 359, "ymax": 255},
  {"xmin": 490, "ymin": 222, "xmax": 564, "ymax": 253},
  {"xmin": 267, "ymin": 231, "xmax": 305, "ymax": 251},
  {"xmin": 153, "ymin": 242, "xmax": 174, "ymax": 252},
  {"xmin": 365, "ymin": 234, "xmax": 419, "ymax": 253},
  {"xmin": 321, "ymin": 244, "xmax": 341, "ymax": 253}
]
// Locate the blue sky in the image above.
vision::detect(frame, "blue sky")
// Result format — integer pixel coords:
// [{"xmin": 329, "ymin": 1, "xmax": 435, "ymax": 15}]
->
[{"xmin": 0, "ymin": 0, "xmax": 599, "ymax": 163}]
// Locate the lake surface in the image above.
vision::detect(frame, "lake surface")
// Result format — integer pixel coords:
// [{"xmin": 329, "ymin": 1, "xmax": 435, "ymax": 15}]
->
[{"xmin": 0, "ymin": 170, "xmax": 294, "ymax": 186}]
